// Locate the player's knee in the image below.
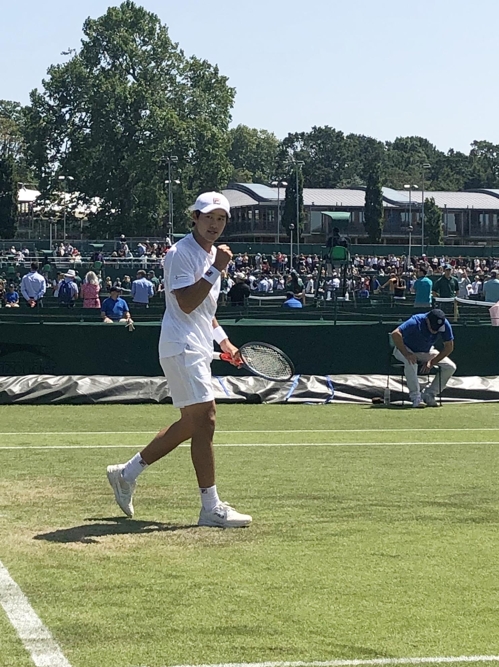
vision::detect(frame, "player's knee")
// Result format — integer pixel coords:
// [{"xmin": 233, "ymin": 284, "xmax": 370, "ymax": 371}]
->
[{"xmin": 184, "ymin": 402, "xmax": 216, "ymax": 433}]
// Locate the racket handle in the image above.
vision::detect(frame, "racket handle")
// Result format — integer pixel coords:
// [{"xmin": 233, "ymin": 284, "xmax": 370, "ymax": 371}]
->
[
  {"xmin": 212, "ymin": 352, "xmax": 232, "ymax": 361},
  {"xmin": 212, "ymin": 351, "xmax": 243, "ymax": 367}
]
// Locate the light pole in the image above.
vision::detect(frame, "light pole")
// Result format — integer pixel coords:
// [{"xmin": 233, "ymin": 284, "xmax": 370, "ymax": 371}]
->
[
  {"xmin": 404, "ymin": 184, "xmax": 418, "ymax": 263},
  {"xmin": 271, "ymin": 180, "xmax": 287, "ymax": 246},
  {"xmin": 294, "ymin": 161, "xmax": 304, "ymax": 257},
  {"xmin": 407, "ymin": 225, "xmax": 413, "ymax": 270},
  {"xmin": 421, "ymin": 163, "xmax": 431, "ymax": 255},
  {"xmin": 289, "ymin": 223, "xmax": 295, "ymax": 269},
  {"xmin": 165, "ymin": 156, "xmax": 178, "ymax": 238},
  {"xmin": 58, "ymin": 175, "xmax": 74, "ymax": 241}
]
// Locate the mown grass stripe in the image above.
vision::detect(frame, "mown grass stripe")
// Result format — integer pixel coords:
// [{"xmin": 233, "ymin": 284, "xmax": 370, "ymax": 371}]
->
[
  {"xmin": 0, "ymin": 560, "xmax": 72, "ymax": 667},
  {"xmin": 0, "ymin": 428, "xmax": 498, "ymax": 436},
  {"xmin": 1, "ymin": 441, "xmax": 499, "ymax": 450},
  {"xmin": 165, "ymin": 657, "xmax": 499, "ymax": 667}
]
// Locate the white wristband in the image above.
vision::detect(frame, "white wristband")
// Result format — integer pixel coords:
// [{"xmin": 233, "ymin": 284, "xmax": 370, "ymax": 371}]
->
[
  {"xmin": 203, "ymin": 266, "xmax": 221, "ymax": 285},
  {"xmin": 213, "ymin": 326, "xmax": 228, "ymax": 345}
]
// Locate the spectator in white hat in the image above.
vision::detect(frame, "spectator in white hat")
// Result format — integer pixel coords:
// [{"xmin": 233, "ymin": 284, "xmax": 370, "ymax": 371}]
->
[{"xmin": 57, "ymin": 269, "xmax": 79, "ymax": 308}]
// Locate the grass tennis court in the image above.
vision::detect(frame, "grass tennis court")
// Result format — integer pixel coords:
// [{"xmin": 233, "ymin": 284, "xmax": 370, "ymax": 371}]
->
[{"xmin": 1, "ymin": 402, "xmax": 499, "ymax": 667}]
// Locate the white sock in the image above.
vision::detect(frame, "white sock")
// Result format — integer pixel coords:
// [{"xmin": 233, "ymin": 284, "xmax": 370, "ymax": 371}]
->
[
  {"xmin": 122, "ymin": 453, "xmax": 148, "ymax": 483},
  {"xmin": 200, "ymin": 485, "xmax": 220, "ymax": 512}
]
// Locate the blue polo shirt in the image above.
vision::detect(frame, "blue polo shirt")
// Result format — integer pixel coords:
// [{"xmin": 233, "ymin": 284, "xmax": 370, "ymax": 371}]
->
[
  {"xmin": 398, "ymin": 313, "xmax": 454, "ymax": 353},
  {"xmin": 101, "ymin": 296, "xmax": 129, "ymax": 321}
]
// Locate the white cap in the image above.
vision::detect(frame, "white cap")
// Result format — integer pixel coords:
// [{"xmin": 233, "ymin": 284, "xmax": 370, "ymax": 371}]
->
[{"xmin": 192, "ymin": 191, "xmax": 231, "ymax": 218}]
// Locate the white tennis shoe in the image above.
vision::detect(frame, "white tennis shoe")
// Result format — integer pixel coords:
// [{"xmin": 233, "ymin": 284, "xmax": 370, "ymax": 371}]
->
[
  {"xmin": 422, "ymin": 391, "xmax": 439, "ymax": 407},
  {"xmin": 411, "ymin": 394, "xmax": 426, "ymax": 408},
  {"xmin": 198, "ymin": 502, "xmax": 252, "ymax": 528},
  {"xmin": 107, "ymin": 464, "xmax": 136, "ymax": 517}
]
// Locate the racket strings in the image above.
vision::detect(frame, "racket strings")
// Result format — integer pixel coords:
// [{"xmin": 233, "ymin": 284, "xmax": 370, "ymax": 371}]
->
[{"xmin": 241, "ymin": 344, "xmax": 293, "ymax": 381}]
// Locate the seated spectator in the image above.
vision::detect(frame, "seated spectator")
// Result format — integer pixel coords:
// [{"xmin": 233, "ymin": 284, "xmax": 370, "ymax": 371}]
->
[
  {"xmin": 227, "ymin": 272, "xmax": 250, "ymax": 306},
  {"xmin": 80, "ymin": 271, "xmax": 101, "ymax": 309},
  {"xmin": 101, "ymin": 286, "xmax": 133, "ymax": 323},
  {"xmin": 282, "ymin": 291, "xmax": 303, "ymax": 309},
  {"xmin": 4, "ymin": 284, "xmax": 20, "ymax": 308}
]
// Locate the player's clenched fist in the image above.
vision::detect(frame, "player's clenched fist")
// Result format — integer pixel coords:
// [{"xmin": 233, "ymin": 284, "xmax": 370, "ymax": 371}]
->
[{"xmin": 214, "ymin": 244, "xmax": 232, "ymax": 271}]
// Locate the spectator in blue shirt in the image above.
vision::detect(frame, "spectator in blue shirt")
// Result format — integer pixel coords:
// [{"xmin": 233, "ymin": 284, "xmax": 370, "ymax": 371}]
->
[
  {"xmin": 391, "ymin": 308, "xmax": 456, "ymax": 408},
  {"xmin": 131, "ymin": 270, "xmax": 155, "ymax": 308},
  {"xmin": 101, "ymin": 287, "xmax": 133, "ymax": 324},
  {"xmin": 282, "ymin": 291, "xmax": 303, "ymax": 309},
  {"xmin": 412, "ymin": 267, "xmax": 433, "ymax": 308},
  {"xmin": 4, "ymin": 284, "xmax": 19, "ymax": 307},
  {"xmin": 483, "ymin": 271, "xmax": 499, "ymax": 303}
]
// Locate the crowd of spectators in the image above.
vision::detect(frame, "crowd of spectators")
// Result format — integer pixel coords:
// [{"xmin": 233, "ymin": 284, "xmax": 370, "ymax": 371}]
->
[
  {"xmin": 1, "ymin": 244, "xmax": 499, "ymax": 310},
  {"xmin": 218, "ymin": 251, "xmax": 499, "ymax": 305}
]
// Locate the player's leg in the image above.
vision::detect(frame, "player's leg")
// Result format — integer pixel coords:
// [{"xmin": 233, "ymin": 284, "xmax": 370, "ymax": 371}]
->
[
  {"xmin": 106, "ymin": 351, "xmax": 199, "ymax": 517},
  {"xmin": 423, "ymin": 348, "xmax": 456, "ymax": 404},
  {"xmin": 393, "ymin": 346, "xmax": 422, "ymax": 407}
]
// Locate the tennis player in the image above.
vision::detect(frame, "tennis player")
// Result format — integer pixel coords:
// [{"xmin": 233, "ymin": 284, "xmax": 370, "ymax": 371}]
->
[{"xmin": 107, "ymin": 192, "xmax": 252, "ymax": 528}]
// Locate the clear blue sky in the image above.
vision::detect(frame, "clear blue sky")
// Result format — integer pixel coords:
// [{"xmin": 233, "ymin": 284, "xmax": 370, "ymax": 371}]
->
[{"xmin": 2, "ymin": 0, "xmax": 499, "ymax": 153}]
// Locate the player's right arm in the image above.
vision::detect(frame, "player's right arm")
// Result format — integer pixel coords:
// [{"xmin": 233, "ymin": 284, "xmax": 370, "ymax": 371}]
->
[{"xmin": 174, "ymin": 245, "xmax": 232, "ymax": 314}]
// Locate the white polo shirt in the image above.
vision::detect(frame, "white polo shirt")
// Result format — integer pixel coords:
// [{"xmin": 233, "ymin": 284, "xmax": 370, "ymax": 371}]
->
[{"xmin": 159, "ymin": 233, "xmax": 220, "ymax": 359}]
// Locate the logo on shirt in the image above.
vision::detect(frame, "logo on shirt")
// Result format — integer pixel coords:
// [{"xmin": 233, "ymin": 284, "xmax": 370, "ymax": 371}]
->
[{"xmin": 205, "ymin": 269, "xmax": 213, "ymax": 277}]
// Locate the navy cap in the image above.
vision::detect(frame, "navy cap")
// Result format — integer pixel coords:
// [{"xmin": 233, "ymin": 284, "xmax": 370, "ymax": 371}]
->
[{"xmin": 427, "ymin": 308, "xmax": 446, "ymax": 332}]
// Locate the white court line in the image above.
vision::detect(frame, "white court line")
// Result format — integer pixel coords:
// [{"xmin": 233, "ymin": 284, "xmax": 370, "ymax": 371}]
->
[
  {"xmin": 2, "ymin": 442, "xmax": 499, "ymax": 451},
  {"xmin": 0, "ymin": 428, "xmax": 498, "ymax": 436},
  {"xmin": 0, "ymin": 560, "xmax": 72, "ymax": 666},
  {"xmin": 164, "ymin": 658, "xmax": 499, "ymax": 667}
]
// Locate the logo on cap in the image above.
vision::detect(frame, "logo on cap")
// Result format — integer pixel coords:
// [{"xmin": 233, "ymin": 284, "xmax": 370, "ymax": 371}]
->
[{"xmin": 213, "ymin": 197, "xmax": 221, "ymax": 204}]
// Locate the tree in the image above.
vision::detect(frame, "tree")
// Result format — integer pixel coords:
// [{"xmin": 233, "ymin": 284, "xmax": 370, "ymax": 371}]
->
[
  {"xmin": 23, "ymin": 1, "xmax": 235, "ymax": 236},
  {"xmin": 384, "ymin": 136, "xmax": 443, "ymax": 189},
  {"xmin": 466, "ymin": 140, "xmax": 499, "ymax": 189},
  {"xmin": 278, "ymin": 126, "xmax": 347, "ymax": 188},
  {"xmin": 424, "ymin": 197, "xmax": 443, "ymax": 245},
  {"xmin": 0, "ymin": 157, "xmax": 17, "ymax": 238},
  {"xmin": 363, "ymin": 164, "xmax": 384, "ymax": 243},
  {"xmin": 281, "ymin": 166, "xmax": 304, "ymax": 237},
  {"xmin": 228, "ymin": 125, "xmax": 279, "ymax": 184}
]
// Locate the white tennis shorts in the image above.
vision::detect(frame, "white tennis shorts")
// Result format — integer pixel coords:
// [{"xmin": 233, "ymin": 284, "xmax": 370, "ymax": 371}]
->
[{"xmin": 160, "ymin": 346, "xmax": 214, "ymax": 409}]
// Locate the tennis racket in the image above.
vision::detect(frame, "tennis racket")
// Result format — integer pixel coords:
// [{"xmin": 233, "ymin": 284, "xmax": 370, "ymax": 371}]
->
[{"xmin": 213, "ymin": 341, "xmax": 295, "ymax": 382}]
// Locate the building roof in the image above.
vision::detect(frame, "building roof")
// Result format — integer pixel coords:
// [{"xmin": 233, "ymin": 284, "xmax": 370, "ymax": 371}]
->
[
  {"xmin": 222, "ymin": 189, "xmax": 259, "ymax": 207},
  {"xmin": 405, "ymin": 191, "xmax": 499, "ymax": 210},
  {"xmin": 224, "ymin": 183, "xmax": 499, "ymax": 211}
]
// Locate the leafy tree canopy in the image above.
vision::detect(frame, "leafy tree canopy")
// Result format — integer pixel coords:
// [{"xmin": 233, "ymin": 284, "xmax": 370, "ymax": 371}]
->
[
  {"xmin": 228, "ymin": 125, "xmax": 279, "ymax": 184},
  {"xmin": 23, "ymin": 1, "xmax": 235, "ymax": 236}
]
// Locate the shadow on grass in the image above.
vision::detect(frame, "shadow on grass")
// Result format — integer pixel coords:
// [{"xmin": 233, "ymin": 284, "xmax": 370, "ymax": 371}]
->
[{"xmin": 34, "ymin": 516, "xmax": 198, "ymax": 544}]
